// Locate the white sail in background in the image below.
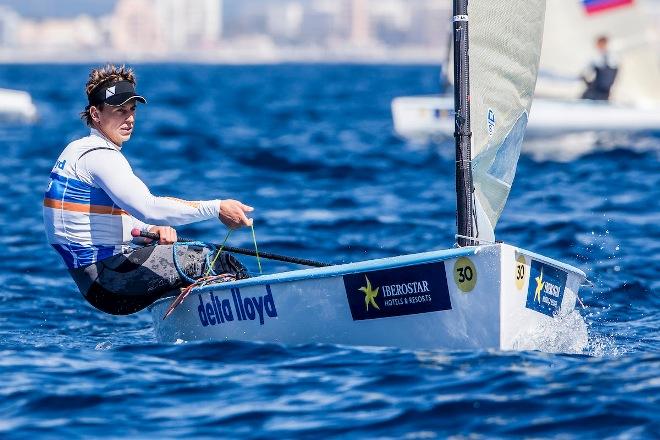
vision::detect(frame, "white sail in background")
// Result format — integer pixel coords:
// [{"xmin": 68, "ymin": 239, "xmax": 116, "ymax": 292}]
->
[
  {"xmin": 539, "ymin": 0, "xmax": 660, "ymax": 106},
  {"xmin": 468, "ymin": 0, "xmax": 546, "ymax": 240}
]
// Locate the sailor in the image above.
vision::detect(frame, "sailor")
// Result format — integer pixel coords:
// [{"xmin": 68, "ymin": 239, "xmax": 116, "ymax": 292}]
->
[
  {"xmin": 581, "ymin": 35, "xmax": 618, "ymax": 101},
  {"xmin": 43, "ymin": 64, "xmax": 253, "ymax": 315}
]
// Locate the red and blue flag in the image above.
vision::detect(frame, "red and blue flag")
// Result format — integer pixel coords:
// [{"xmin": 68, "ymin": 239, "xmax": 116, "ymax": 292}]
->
[{"xmin": 582, "ymin": 0, "xmax": 634, "ymax": 15}]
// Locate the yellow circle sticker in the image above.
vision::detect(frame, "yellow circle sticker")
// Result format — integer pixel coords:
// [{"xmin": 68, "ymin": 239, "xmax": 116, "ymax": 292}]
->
[
  {"xmin": 453, "ymin": 257, "xmax": 477, "ymax": 292},
  {"xmin": 515, "ymin": 254, "xmax": 527, "ymax": 290}
]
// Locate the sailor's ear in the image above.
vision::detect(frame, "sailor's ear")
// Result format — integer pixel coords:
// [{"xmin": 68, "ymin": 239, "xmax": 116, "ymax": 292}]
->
[{"xmin": 90, "ymin": 106, "xmax": 100, "ymax": 122}]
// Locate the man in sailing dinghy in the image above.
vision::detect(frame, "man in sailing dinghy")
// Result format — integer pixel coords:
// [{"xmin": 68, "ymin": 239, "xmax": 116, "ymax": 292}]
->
[
  {"xmin": 581, "ymin": 35, "xmax": 618, "ymax": 101},
  {"xmin": 43, "ymin": 65, "xmax": 253, "ymax": 315}
]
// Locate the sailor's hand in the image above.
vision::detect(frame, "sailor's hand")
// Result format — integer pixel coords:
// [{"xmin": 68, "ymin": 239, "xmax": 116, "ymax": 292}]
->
[
  {"xmin": 147, "ymin": 226, "xmax": 178, "ymax": 244},
  {"xmin": 219, "ymin": 199, "xmax": 254, "ymax": 229}
]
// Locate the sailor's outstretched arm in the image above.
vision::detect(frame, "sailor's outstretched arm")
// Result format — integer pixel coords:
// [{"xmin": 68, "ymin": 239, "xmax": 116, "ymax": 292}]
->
[{"xmin": 84, "ymin": 149, "xmax": 224, "ymax": 225}]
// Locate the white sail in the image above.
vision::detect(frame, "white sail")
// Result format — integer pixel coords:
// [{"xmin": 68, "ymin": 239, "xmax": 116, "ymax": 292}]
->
[
  {"xmin": 539, "ymin": 0, "xmax": 660, "ymax": 106},
  {"xmin": 468, "ymin": 0, "xmax": 546, "ymax": 240}
]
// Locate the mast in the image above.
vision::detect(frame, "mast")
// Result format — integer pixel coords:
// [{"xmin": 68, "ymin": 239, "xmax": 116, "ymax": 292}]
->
[{"xmin": 453, "ymin": 0, "xmax": 476, "ymax": 247}]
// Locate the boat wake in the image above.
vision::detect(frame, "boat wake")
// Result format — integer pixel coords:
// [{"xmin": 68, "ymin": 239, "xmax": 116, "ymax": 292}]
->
[{"xmin": 510, "ymin": 310, "xmax": 589, "ymax": 354}]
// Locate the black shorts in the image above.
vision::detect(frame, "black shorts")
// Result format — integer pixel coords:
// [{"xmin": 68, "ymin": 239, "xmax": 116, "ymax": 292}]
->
[{"xmin": 69, "ymin": 244, "xmax": 249, "ymax": 315}]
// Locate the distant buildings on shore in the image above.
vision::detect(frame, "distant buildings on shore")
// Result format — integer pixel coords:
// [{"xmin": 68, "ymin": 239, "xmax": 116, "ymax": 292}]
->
[
  {"xmin": 2, "ymin": 0, "xmax": 658, "ymax": 64},
  {"xmin": 0, "ymin": 0, "xmax": 452, "ymax": 63}
]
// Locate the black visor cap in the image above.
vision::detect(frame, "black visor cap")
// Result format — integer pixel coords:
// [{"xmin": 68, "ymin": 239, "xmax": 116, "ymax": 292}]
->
[{"xmin": 88, "ymin": 80, "xmax": 147, "ymax": 107}]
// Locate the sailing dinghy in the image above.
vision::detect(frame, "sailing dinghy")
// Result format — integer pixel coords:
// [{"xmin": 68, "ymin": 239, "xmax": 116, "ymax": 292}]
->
[
  {"xmin": 150, "ymin": 0, "xmax": 588, "ymax": 351},
  {"xmin": 392, "ymin": 0, "xmax": 660, "ymax": 144},
  {"xmin": 0, "ymin": 88, "xmax": 37, "ymax": 123}
]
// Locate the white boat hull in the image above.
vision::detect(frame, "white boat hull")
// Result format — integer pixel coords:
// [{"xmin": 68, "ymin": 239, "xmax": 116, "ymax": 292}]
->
[
  {"xmin": 150, "ymin": 244, "xmax": 587, "ymax": 352},
  {"xmin": 0, "ymin": 88, "xmax": 38, "ymax": 122},
  {"xmin": 391, "ymin": 95, "xmax": 660, "ymax": 142}
]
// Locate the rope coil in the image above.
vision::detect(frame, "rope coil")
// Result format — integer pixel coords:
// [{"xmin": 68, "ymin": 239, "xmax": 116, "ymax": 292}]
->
[
  {"xmin": 172, "ymin": 221, "xmax": 263, "ymax": 286},
  {"xmin": 172, "ymin": 240, "xmax": 218, "ymax": 284}
]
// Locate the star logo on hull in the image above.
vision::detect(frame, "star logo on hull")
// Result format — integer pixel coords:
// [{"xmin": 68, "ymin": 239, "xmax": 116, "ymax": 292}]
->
[
  {"xmin": 534, "ymin": 267, "xmax": 544, "ymax": 303},
  {"xmin": 358, "ymin": 276, "xmax": 380, "ymax": 311}
]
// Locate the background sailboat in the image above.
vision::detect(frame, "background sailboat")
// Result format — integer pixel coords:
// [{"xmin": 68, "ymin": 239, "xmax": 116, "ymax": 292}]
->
[
  {"xmin": 538, "ymin": 0, "xmax": 660, "ymax": 106},
  {"xmin": 391, "ymin": 0, "xmax": 660, "ymax": 157},
  {"xmin": 149, "ymin": 0, "xmax": 588, "ymax": 352},
  {"xmin": 0, "ymin": 87, "xmax": 38, "ymax": 123}
]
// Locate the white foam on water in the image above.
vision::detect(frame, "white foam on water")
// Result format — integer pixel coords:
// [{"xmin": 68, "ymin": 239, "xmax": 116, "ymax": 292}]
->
[
  {"xmin": 94, "ymin": 341, "xmax": 112, "ymax": 351},
  {"xmin": 584, "ymin": 331, "xmax": 624, "ymax": 358},
  {"xmin": 511, "ymin": 310, "xmax": 590, "ymax": 354}
]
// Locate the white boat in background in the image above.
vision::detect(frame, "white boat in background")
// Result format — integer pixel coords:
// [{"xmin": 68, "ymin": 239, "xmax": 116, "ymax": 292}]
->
[
  {"xmin": 150, "ymin": 0, "xmax": 589, "ymax": 352},
  {"xmin": 392, "ymin": 94, "xmax": 660, "ymax": 139},
  {"xmin": 392, "ymin": 0, "xmax": 660, "ymax": 154},
  {"xmin": 0, "ymin": 87, "xmax": 37, "ymax": 122}
]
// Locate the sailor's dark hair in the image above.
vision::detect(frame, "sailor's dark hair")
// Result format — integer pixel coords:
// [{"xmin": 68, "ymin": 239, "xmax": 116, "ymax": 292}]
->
[{"xmin": 80, "ymin": 64, "xmax": 137, "ymax": 127}]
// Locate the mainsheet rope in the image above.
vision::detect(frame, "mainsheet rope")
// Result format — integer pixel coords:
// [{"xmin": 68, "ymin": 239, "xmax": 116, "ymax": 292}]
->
[
  {"xmin": 205, "ymin": 229, "xmax": 233, "ymax": 277},
  {"xmin": 250, "ymin": 223, "xmax": 263, "ymax": 274},
  {"xmin": 173, "ymin": 223, "xmax": 263, "ymax": 285}
]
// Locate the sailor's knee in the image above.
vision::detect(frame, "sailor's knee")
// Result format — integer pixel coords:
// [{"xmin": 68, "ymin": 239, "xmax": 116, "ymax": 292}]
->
[{"xmin": 82, "ymin": 282, "xmax": 163, "ymax": 315}]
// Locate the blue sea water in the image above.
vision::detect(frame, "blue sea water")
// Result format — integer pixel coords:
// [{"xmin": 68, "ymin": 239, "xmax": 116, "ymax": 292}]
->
[{"xmin": 0, "ymin": 64, "xmax": 658, "ymax": 438}]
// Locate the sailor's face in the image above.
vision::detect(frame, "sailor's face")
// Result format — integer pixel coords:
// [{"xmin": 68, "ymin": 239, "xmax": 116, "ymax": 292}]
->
[{"xmin": 95, "ymin": 100, "xmax": 137, "ymax": 146}]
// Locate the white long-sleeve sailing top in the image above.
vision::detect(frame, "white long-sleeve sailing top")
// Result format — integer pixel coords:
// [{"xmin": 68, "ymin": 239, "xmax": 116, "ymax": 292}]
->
[{"xmin": 43, "ymin": 128, "xmax": 221, "ymax": 268}]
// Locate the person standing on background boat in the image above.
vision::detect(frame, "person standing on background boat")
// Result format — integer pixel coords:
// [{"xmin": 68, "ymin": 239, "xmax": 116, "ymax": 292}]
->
[
  {"xmin": 581, "ymin": 35, "xmax": 618, "ymax": 101},
  {"xmin": 43, "ymin": 64, "xmax": 253, "ymax": 315}
]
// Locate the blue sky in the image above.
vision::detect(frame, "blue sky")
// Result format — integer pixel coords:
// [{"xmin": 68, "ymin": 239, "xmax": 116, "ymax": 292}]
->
[{"xmin": 0, "ymin": 0, "xmax": 117, "ymax": 18}]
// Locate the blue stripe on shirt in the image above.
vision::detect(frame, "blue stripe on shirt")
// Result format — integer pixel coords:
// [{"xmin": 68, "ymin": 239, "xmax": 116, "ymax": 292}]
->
[
  {"xmin": 51, "ymin": 243, "xmax": 117, "ymax": 269},
  {"xmin": 45, "ymin": 172, "xmax": 115, "ymax": 207}
]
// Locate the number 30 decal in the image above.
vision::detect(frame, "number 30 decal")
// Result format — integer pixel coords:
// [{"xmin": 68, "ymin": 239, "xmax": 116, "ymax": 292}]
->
[
  {"xmin": 453, "ymin": 257, "xmax": 477, "ymax": 292},
  {"xmin": 515, "ymin": 254, "xmax": 527, "ymax": 290}
]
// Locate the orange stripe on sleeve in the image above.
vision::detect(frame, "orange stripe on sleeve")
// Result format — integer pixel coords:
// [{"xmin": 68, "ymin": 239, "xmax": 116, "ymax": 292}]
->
[
  {"xmin": 164, "ymin": 197, "xmax": 200, "ymax": 209},
  {"xmin": 43, "ymin": 198, "xmax": 128, "ymax": 215}
]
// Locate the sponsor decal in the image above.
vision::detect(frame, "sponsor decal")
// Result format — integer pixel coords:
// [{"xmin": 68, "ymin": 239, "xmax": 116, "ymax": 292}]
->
[
  {"xmin": 487, "ymin": 108, "xmax": 496, "ymax": 136},
  {"xmin": 197, "ymin": 285, "xmax": 278, "ymax": 327},
  {"xmin": 525, "ymin": 261, "xmax": 567, "ymax": 317},
  {"xmin": 453, "ymin": 257, "xmax": 477, "ymax": 292},
  {"xmin": 515, "ymin": 254, "xmax": 528, "ymax": 290},
  {"xmin": 343, "ymin": 262, "xmax": 452, "ymax": 321}
]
